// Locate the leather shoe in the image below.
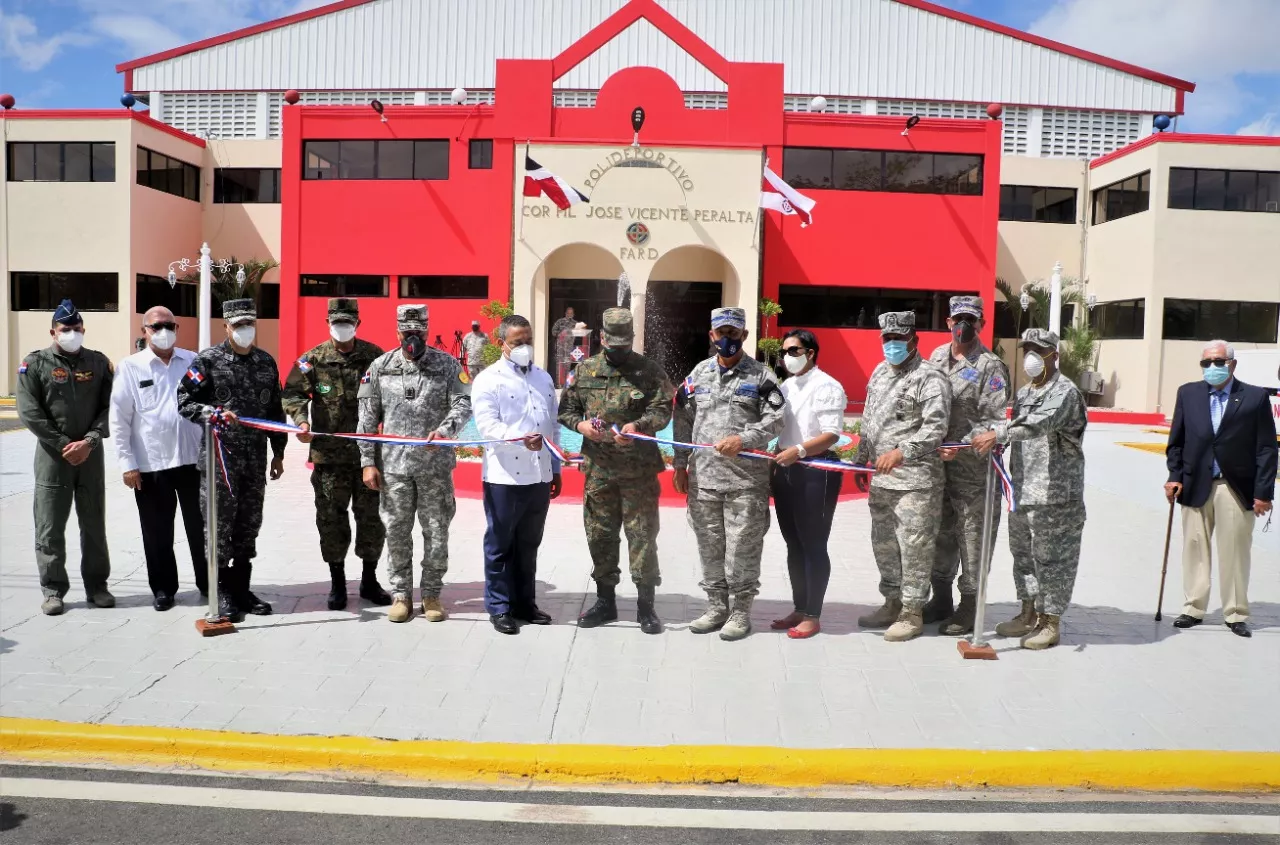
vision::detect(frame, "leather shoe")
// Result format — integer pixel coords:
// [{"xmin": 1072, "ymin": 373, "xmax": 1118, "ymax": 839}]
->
[
  {"xmin": 490, "ymin": 613, "xmax": 519, "ymax": 635},
  {"xmin": 515, "ymin": 607, "xmax": 552, "ymax": 625},
  {"xmin": 153, "ymin": 593, "xmax": 175, "ymax": 612},
  {"xmin": 1172, "ymin": 614, "xmax": 1202, "ymax": 629},
  {"xmin": 1227, "ymin": 621, "xmax": 1251, "ymax": 638}
]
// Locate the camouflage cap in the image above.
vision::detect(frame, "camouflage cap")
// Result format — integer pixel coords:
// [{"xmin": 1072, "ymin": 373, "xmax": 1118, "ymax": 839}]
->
[
  {"xmin": 949, "ymin": 295, "xmax": 984, "ymax": 318},
  {"xmin": 222, "ymin": 298, "xmax": 256, "ymax": 325},
  {"xmin": 327, "ymin": 298, "xmax": 359, "ymax": 323},
  {"xmin": 53, "ymin": 298, "xmax": 82, "ymax": 325},
  {"xmin": 1018, "ymin": 327, "xmax": 1060, "ymax": 350},
  {"xmin": 710, "ymin": 307, "xmax": 746, "ymax": 330},
  {"xmin": 878, "ymin": 310, "xmax": 916, "ymax": 336},
  {"xmin": 601, "ymin": 308, "xmax": 634, "ymax": 346},
  {"xmin": 396, "ymin": 303, "xmax": 428, "ymax": 332}
]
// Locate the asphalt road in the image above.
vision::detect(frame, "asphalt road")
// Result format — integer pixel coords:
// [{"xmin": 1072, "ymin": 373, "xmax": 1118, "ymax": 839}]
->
[{"xmin": 2, "ymin": 764, "xmax": 1277, "ymax": 845}]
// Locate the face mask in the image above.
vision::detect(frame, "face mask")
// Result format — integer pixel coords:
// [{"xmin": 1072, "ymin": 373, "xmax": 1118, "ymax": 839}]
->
[
  {"xmin": 883, "ymin": 340, "xmax": 909, "ymax": 366},
  {"xmin": 713, "ymin": 336, "xmax": 742, "ymax": 359},
  {"xmin": 1023, "ymin": 352, "xmax": 1045, "ymax": 379},
  {"xmin": 56, "ymin": 330, "xmax": 84, "ymax": 354},
  {"xmin": 1203, "ymin": 364, "xmax": 1231, "ymax": 386},
  {"xmin": 604, "ymin": 346, "xmax": 630, "ymax": 366},
  {"xmin": 401, "ymin": 334, "xmax": 425, "ymax": 360},
  {"xmin": 150, "ymin": 329, "xmax": 176, "ymax": 351},
  {"xmin": 508, "ymin": 344, "xmax": 533, "ymax": 369},
  {"xmin": 231, "ymin": 326, "xmax": 256, "ymax": 348},
  {"xmin": 783, "ymin": 351, "xmax": 810, "ymax": 375},
  {"xmin": 952, "ymin": 321, "xmax": 977, "ymax": 344},
  {"xmin": 330, "ymin": 323, "xmax": 356, "ymax": 344}
]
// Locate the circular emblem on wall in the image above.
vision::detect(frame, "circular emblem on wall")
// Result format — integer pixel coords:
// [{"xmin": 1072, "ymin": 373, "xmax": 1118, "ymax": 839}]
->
[{"xmin": 625, "ymin": 222, "xmax": 650, "ymax": 246}]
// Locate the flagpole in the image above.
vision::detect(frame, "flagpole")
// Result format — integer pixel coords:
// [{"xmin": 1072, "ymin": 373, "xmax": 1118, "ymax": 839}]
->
[
  {"xmin": 752, "ymin": 153, "xmax": 769, "ymax": 251},
  {"xmin": 519, "ymin": 139, "xmax": 529, "ymax": 243}
]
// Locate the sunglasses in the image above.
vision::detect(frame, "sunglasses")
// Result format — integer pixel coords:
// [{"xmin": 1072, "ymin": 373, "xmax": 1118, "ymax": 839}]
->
[
  {"xmin": 1199, "ymin": 358, "xmax": 1231, "ymax": 368},
  {"xmin": 146, "ymin": 321, "xmax": 178, "ymax": 332},
  {"xmin": 782, "ymin": 346, "xmax": 809, "ymax": 357}
]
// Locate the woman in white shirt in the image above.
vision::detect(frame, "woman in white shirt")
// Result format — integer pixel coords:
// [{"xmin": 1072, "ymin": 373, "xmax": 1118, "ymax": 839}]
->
[{"xmin": 770, "ymin": 329, "xmax": 847, "ymax": 639}]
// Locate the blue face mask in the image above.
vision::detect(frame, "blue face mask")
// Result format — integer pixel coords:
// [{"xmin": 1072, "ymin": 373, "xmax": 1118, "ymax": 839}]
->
[
  {"xmin": 883, "ymin": 340, "xmax": 910, "ymax": 366},
  {"xmin": 1203, "ymin": 364, "xmax": 1231, "ymax": 386},
  {"xmin": 714, "ymin": 336, "xmax": 742, "ymax": 359}
]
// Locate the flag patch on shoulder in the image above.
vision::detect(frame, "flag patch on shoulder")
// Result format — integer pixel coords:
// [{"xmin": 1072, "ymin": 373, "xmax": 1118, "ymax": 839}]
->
[
  {"xmin": 360, "ymin": 371, "xmax": 372, "ymax": 384},
  {"xmin": 18, "ymin": 362, "xmax": 27, "ymax": 375},
  {"xmin": 298, "ymin": 357, "xmax": 312, "ymax": 373},
  {"xmin": 185, "ymin": 367, "xmax": 204, "ymax": 385}
]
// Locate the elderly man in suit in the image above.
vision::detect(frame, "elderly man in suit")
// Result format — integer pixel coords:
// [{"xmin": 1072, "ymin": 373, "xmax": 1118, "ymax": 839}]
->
[{"xmin": 1164, "ymin": 340, "xmax": 1277, "ymax": 638}]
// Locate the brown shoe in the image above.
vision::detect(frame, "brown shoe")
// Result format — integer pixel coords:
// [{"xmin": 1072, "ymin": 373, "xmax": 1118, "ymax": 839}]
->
[
  {"xmin": 422, "ymin": 596, "xmax": 447, "ymax": 622},
  {"xmin": 995, "ymin": 600, "xmax": 1038, "ymax": 638},
  {"xmin": 388, "ymin": 594, "xmax": 413, "ymax": 623}
]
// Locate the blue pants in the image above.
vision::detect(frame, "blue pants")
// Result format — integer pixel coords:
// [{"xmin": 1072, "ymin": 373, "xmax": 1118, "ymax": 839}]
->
[{"xmin": 482, "ymin": 481, "xmax": 551, "ymax": 616}]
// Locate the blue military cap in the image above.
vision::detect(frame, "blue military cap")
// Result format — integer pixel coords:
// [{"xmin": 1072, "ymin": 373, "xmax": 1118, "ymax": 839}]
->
[
  {"xmin": 53, "ymin": 299, "xmax": 82, "ymax": 325},
  {"xmin": 711, "ymin": 307, "xmax": 746, "ymax": 331},
  {"xmin": 949, "ymin": 295, "xmax": 984, "ymax": 318}
]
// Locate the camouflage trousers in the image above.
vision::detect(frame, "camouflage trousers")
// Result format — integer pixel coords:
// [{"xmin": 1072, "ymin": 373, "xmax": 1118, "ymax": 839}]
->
[
  {"xmin": 1007, "ymin": 503, "xmax": 1085, "ymax": 616},
  {"xmin": 868, "ymin": 486, "xmax": 943, "ymax": 610},
  {"xmin": 380, "ymin": 472, "xmax": 456, "ymax": 597},
  {"xmin": 686, "ymin": 486, "xmax": 770, "ymax": 602},
  {"xmin": 311, "ymin": 464, "xmax": 385, "ymax": 564},
  {"xmin": 583, "ymin": 473, "xmax": 662, "ymax": 588},
  {"xmin": 932, "ymin": 480, "xmax": 1001, "ymax": 596},
  {"xmin": 199, "ymin": 455, "xmax": 266, "ymax": 568}
]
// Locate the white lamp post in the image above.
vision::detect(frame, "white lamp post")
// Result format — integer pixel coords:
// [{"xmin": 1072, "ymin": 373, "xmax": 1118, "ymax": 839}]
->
[
  {"xmin": 168, "ymin": 243, "xmax": 245, "ymax": 350},
  {"xmin": 1048, "ymin": 260, "xmax": 1064, "ymax": 341}
]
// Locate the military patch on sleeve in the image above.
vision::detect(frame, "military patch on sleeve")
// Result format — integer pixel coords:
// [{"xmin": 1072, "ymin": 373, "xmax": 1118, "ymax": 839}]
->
[
  {"xmin": 565, "ymin": 371, "xmax": 576, "ymax": 388},
  {"xmin": 317, "ymin": 384, "xmax": 332, "ymax": 395},
  {"xmin": 988, "ymin": 374, "xmax": 1005, "ymax": 392},
  {"xmin": 459, "ymin": 369, "xmax": 470, "ymax": 385},
  {"xmin": 17, "ymin": 362, "xmax": 27, "ymax": 375},
  {"xmin": 766, "ymin": 390, "xmax": 785, "ymax": 409},
  {"xmin": 297, "ymin": 357, "xmax": 313, "ymax": 374},
  {"xmin": 184, "ymin": 366, "xmax": 205, "ymax": 386},
  {"xmin": 360, "ymin": 371, "xmax": 372, "ymax": 384}
]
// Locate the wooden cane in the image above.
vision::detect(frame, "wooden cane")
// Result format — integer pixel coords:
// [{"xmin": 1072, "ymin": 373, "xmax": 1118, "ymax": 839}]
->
[{"xmin": 1155, "ymin": 498, "xmax": 1175, "ymax": 622}]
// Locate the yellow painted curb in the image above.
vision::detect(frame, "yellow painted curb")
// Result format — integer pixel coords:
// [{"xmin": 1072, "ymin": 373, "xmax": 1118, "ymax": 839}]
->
[{"xmin": 2, "ymin": 718, "xmax": 1277, "ymax": 792}]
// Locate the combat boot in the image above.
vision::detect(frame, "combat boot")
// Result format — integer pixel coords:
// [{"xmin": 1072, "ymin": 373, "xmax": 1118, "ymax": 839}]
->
[
  {"xmin": 636, "ymin": 585, "xmax": 662, "ymax": 635},
  {"xmin": 217, "ymin": 569, "xmax": 244, "ymax": 623},
  {"xmin": 884, "ymin": 609, "xmax": 924, "ymax": 642},
  {"xmin": 358, "ymin": 561, "xmax": 392, "ymax": 606},
  {"xmin": 388, "ymin": 593, "xmax": 412, "ymax": 623},
  {"xmin": 577, "ymin": 585, "xmax": 618, "ymax": 628},
  {"xmin": 689, "ymin": 590, "xmax": 729, "ymax": 634},
  {"xmin": 719, "ymin": 596, "xmax": 753, "ymax": 641},
  {"xmin": 235, "ymin": 559, "xmax": 272, "ymax": 616},
  {"xmin": 939, "ymin": 593, "xmax": 977, "ymax": 636},
  {"xmin": 921, "ymin": 580, "xmax": 954, "ymax": 624},
  {"xmin": 422, "ymin": 596, "xmax": 447, "ymax": 622},
  {"xmin": 326, "ymin": 563, "xmax": 348, "ymax": 610},
  {"xmin": 1021, "ymin": 614, "xmax": 1061, "ymax": 650},
  {"xmin": 857, "ymin": 597, "xmax": 902, "ymax": 629},
  {"xmin": 995, "ymin": 600, "xmax": 1038, "ymax": 637}
]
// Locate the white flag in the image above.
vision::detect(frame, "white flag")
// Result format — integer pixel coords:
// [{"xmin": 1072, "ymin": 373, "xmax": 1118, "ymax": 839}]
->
[{"xmin": 760, "ymin": 165, "xmax": 816, "ymax": 227}]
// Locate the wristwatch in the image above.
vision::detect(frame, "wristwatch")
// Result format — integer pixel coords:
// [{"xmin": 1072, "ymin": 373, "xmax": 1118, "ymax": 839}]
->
[{"xmin": 795, "ymin": 444, "xmax": 808, "ymax": 459}]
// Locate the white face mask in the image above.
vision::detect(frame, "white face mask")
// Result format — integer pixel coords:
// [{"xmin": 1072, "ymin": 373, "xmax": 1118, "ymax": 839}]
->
[
  {"xmin": 56, "ymin": 330, "xmax": 84, "ymax": 354},
  {"xmin": 783, "ymin": 351, "xmax": 810, "ymax": 375},
  {"xmin": 1023, "ymin": 351, "xmax": 1045, "ymax": 379},
  {"xmin": 231, "ymin": 325, "xmax": 256, "ymax": 348},
  {"xmin": 150, "ymin": 328, "xmax": 176, "ymax": 351},
  {"xmin": 508, "ymin": 344, "xmax": 533, "ymax": 368},
  {"xmin": 330, "ymin": 322, "xmax": 356, "ymax": 343}
]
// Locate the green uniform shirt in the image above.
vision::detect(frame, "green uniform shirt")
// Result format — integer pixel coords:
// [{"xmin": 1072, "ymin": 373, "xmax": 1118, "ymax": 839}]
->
[
  {"xmin": 16, "ymin": 345, "xmax": 114, "ymax": 470},
  {"xmin": 282, "ymin": 338, "xmax": 384, "ymax": 465},
  {"xmin": 558, "ymin": 350, "xmax": 673, "ymax": 479}
]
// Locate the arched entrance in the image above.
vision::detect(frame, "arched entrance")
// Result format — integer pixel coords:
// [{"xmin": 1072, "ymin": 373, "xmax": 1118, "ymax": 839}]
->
[
  {"xmin": 645, "ymin": 246, "xmax": 741, "ymax": 384},
  {"xmin": 533, "ymin": 242, "xmax": 626, "ymax": 384}
]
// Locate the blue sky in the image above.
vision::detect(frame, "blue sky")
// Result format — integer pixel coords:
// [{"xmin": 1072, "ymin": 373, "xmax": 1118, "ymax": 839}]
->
[{"xmin": 1, "ymin": 0, "xmax": 1277, "ymax": 135}]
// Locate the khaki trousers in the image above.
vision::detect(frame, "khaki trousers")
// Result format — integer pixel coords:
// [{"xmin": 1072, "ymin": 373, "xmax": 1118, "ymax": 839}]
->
[{"xmin": 1182, "ymin": 480, "xmax": 1255, "ymax": 623}]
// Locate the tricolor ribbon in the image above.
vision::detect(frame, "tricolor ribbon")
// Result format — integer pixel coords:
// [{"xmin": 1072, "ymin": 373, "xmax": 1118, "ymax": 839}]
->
[
  {"xmin": 609, "ymin": 425, "xmax": 882, "ymax": 475},
  {"xmin": 991, "ymin": 447, "xmax": 1017, "ymax": 512},
  {"xmin": 209, "ymin": 408, "xmax": 235, "ymax": 496}
]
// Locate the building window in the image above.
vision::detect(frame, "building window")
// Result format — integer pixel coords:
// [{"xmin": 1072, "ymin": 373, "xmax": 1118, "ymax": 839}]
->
[
  {"xmin": 400, "ymin": 275, "xmax": 489, "ymax": 298},
  {"xmin": 993, "ymin": 301, "xmax": 1077, "ymax": 338},
  {"xmin": 777, "ymin": 286, "xmax": 978, "ymax": 331},
  {"xmin": 6, "ymin": 142, "xmax": 116, "ymax": 182},
  {"xmin": 299, "ymin": 275, "xmax": 390, "ymax": 297},
  {"xmin": 1163, "ymin": 298, "xmax": 1280, "ymax": 344},
  {"xmin": 213, "ymin": 168, "xmax": 281, "ymax": 203},
  {"xmin": 1088, "ymin": 298, "xmax": 1146, "ymax": 339},
  {"xmin": 137, "ymin": 146, "xmax": 200, "ymax": 201},
  {"xmin": 257, "ymin": 284, "xmax": 281, "ymax": 319},
  {"xmin": 782, "ymin": 147, "xmax": 983, "ymax": 196},
  {"xmin": 1092, "ymin": 171, "xmax": 1149, "ymax": 224},
  {"xmin": 136, "ymin": 274, "xmax": 197, "ymax": 318},
  {"xmin": 999, "ymin": 185, "xmax": 1077, "ymax": 223},
  {"xmin": 468, "ymin": 139, "xmax": 493, "ymax": 170},
  {"xmin": 1168, "ymin": 168, "xmax": 1280, "ymax": 213},
  {"xmin": 10, "ymin": 272, "xmax": 119, "ymax": 311},
  {"xmin": 303, "ymin": 140, "xmax": 449, "ymax": 180}
]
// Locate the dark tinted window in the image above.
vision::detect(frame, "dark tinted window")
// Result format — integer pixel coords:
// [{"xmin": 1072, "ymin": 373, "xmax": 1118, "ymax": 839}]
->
[
  {"xmin": 136, "ymin": 147, "xmax": 199, "ymax": 201},
  {"xmin": 10, "ymin": 272, "xmax": 119, "ymax": 311},
  {"xmin": 376, "ymin": 141, "xmax": 415, "ymax": 179},
  {"xmin": 1000, "ymin": 185, "xmax": 1078, "ymax": 222},
  {"xmin": 413, "ymin": 140, "xmax": 449, "ymax": 179},
  {"xmin": 1088, "ymin": 298, "xmax": 1145, "ymax": 339},
  {"xmin": 258, "ymin": 284, "xmax": 281, "ymax": 319},
  {"xmin": 1168, "ymin": 167, "xmax": 1280, "ymax": 213},
  {"xmin": 400, "ymin": 275, "xmax": 489, "ymax": 298},
  {"xmin": 781, "ymin": 148, "xmax": 832, "ymax": 189},
  {"xmin": 1092, "ymin": 171, "xmax": 1149, "ymax": 223},
  {"xmin": 785, "ymin": 147, "xmax": 982, "ymax": 196},
  {"xmin": 299, "ymin": 275, "xmax": 390, "ymax": 297},
  {"xmin": 468, "ymin": 139, "xmax": 493, "ymax": 170},
  {"xmin": 6, "ymin": 142, "xmax": 116, "ymax": 182},
  {"xmin": 303, "ymin": 140, "xmax": 449, "ymax": 180},
  {"xmin": 1162, "ymin": 298, "xmax": 1279, "ymax": 343},
  {"xmin": 304, "ymin": 141, "xmax": 340, "ymax": 180},
  {"xmin": 777, "ymin": 286, "xmax": 977, "ymax": 331},
  {"xmin": 214, "ymin": 168, "xmax": 281, "ymax": 203},
  {"xmin": 137, "ymin": 274, "xmax": 198, "ymax": 318}
]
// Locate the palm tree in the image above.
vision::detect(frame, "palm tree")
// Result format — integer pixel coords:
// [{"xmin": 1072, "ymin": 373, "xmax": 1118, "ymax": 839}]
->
[{"xmin": 181, "ymin": 256, "xmax": 279, "ymax": 310}]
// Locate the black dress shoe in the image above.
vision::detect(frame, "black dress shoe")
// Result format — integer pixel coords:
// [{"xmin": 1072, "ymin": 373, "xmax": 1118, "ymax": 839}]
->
[
  {"xmin": 1227, "ymin": 621, "xmax": 1251, "ymax": 638},
  {"xmin": 153, "ymin": 594, "xmax": 174, "ymax": 612},
  {"xmin": 1173, "ymin": 614, "xmax": 1203, "ymax": 628},
  {"xmin": 514, "ymin": 607, "xmax": 552, "ymax": 625},
  {"xmin": 243, "ymin": 591, "xmax": 273, "ymax": 616},
  {"xmin": 490, "ymin": 613, "xmax": 520, "ymax": 635}
]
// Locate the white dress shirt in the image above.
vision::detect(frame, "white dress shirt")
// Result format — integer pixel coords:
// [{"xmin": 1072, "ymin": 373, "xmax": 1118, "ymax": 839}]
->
[
  {"xmin": 778, "ymin": 365, "xmax": 847, "ymax": 450},
  {"xmin": 470, "ymin": 358, "xmax": 561, "ymax": 485},
  {"xmin": 109, "ymin": 346, "xmax": 203, "ymax": 473}
]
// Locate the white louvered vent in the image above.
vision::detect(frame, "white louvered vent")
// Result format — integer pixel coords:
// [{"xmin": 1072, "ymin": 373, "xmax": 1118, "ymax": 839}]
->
[
  {"xmin": 162, "ymin": 92, "xmax": 258, "ymax": 139},
  {"xmin": 421, "ymin": 89, "xmax": 495, "ymax": 105},
  {"xmin": 783, "ymin": 95, "xmax": 863, "ymax": 114},
  {"xmin": 683, "ymin": 92, "xmax": 727, "ymax": 110},
  {"xmin": 267, "ymin": 92, "xmax": 283, "ymax": 139},
  {"xmin": 552, "ymin": 90, "xmax": 598, "ymax": 108},
  {"xmin": 1001, "ymin": 106, "xmax": 1030, "ymax": 156},
  {"xmin": 299, "ymin": 90, "xmax": 415, "ymax": 107},
  {"xmin": 878, "ymin": 99, "xmax": 986, "ymax": 120},
  {"xmin": 1041, "ymin": 109, "xmax": 1142, "ymax": 159}
]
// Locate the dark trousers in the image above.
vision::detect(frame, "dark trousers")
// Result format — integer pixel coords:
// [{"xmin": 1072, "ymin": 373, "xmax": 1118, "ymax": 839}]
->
[
  {"xmin": 772, "ymin": 461, "xmax": 842, "ymax": 617},
  {"xmin": 136, "ymin": 464, "xmax": 207, "ymax": 597},
  {"xmin": 482, "ymin": 481, "xmax": 551, "ymax": 616}
]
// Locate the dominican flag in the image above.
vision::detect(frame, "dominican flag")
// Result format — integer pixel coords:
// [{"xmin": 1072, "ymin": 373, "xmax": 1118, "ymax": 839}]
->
[
  {"xmin": 523, "ymin": 156, "xmax": 588, "ymax": 211},
  {"xmin": 297, "ymin": 357, "xmax": 312, "ymax": 374},
  {"xmin": 760, "ymin": 165, "xmax": 816, "ymax": 227},
  {"xmin": 185, "ymin": 366, "xmax": 204, "ymax": 386}
]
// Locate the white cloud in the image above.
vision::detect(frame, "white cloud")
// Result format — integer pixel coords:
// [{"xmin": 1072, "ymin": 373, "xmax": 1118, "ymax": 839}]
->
[
  {"xmin": 89, "ymin": 15, "xmax": 186, "ymax": 58},
  {"xmin": 0, "ymin": 9, "xmax": 95, "ymax": 71},
  {"xmin": 1236, "ymin": 113, "xmax": 1280, "ymax": 137}
]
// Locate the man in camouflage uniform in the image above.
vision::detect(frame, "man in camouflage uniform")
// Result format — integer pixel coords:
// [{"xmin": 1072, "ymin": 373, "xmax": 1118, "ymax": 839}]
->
[
  {"xmin": 673, "ymin": 307, "xmax": 785, "ymax": 641},
  {"xmin": 282, "ymin": 298, "xmax": 390, "ymax": 611},
  {"xmin": 973, "ymin": 328, "xmax": 1088, "ymax": 650},
  {"xmin": 177, "ymin": 298, "xmax": 287, "ymax": 622},
  {"xmin": 17, "ymin": 299, "xmax": 114, "ymax": 615},
  {"xmin": 558, "ymin": 307, "xmax": 673, "ymax": 634},
  {"xmin": 855, "ymin": 311, "xmax": 951, "ymax": 642},
  {"xmin": 462, "ymin": 320, "xmax": 488, "ymax": 380},
  {"xmin": 358, "ymin": 304, "xmax": 472, "ymax": 624},
  {"xmin": 926, "ymin": 296, "xmax": 1011, "ymax": 635}
]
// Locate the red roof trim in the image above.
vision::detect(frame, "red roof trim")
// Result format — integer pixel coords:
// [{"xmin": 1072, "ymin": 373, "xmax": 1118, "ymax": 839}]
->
[
  {"xmin": 0, "ymin": 109, "xmax": 207, "ymax": 147},
  {"xmin": 1089, "ymin": 133, "xmax": 1280, "ymax": 169},
  {"xmin": 893, "ymin": 0, "xmax": 1195, "ymax": 93},
  {"xmin": 551, "ymin": 0, "xmax": 730, "ymax": 83},
  {"xmin": 115, "ymin": 0, "xmax": 377, "ymax": 73}
]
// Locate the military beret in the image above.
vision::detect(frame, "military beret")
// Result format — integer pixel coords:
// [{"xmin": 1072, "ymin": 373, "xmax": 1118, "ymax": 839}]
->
[
  {"xmin": 222, "ymin": 298, "xmax": 256, "ymax": 325},
  {"xmin": 711, "ymin": 307, "xmax": 746, "ymax": 330},
  {"xmin": 53, "ymin": 299, "xmax": 82, "ymax": 325},
  {"xmin": 949, "ymin": 295, "xmax": 983, "ymax": 318},
  {"xmin": 397, "ymin": 304, "xmax": 428, "ymax": 332},
  {"xmin": 1018, "ymin": 328, "xmax": 1060, "ymax": 350},
  {"xmin": 878, "ymin": 311, "xmax": 916, "ymax": 336},
  {"xmin": 601, "ymin": 308, "xmax": 635, "ymax": 346},
  {"xmin": 327, "ymin": 298, "xmax": 359, "ymax": 322}
]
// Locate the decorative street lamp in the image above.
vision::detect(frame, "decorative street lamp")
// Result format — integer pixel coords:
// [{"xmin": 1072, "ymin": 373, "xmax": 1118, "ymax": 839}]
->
[{"xmin": 168, "ymin": 243, "xmax": 245, "ymax": 350}]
